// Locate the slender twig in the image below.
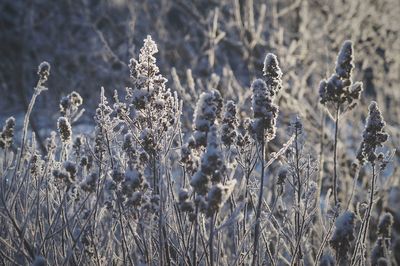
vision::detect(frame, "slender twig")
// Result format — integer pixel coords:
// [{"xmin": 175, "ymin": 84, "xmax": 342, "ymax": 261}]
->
[{"xmin": 252, "ymin": 136, "xmax": 265, "ymax": 266}]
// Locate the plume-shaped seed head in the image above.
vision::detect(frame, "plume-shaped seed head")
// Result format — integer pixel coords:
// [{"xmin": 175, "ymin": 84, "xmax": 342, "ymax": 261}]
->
[
  {"xmin": 357, "ymin": 102, "xmax": 389, "ymax": 164},
  {"xmin": 335, "ymin": 40, "xmax": 354, "ymax": 80},
  {"xmin": 263, "ymin": 53, "xmax": 282, "ymax": 96},
  {"xmin": 57, "ymin": 117, "xmax": 72, "ymax": 144}
]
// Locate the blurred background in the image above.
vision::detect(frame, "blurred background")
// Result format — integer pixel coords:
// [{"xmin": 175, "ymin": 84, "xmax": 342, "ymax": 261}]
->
[{"xmin": 0, "ymin": 0, "xmax": 399, "ymax": 153}]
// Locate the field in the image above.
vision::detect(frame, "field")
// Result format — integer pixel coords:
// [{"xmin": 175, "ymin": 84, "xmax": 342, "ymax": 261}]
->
[{"xmin": 0, "ymin": 0, "xmax": 399, "ymax": 265}]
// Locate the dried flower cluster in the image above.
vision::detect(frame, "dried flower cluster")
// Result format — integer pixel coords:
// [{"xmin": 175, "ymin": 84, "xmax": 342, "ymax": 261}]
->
[
  {"xmin": 357, "ymin": 101, "xmax": 389, "ymax": 164},
  {"xmin": 0, "ymin": 117, "xmax": 15, "ymax": 149},
  {"xmin": 250, "ymin": 79, "xmax": 279, "ymax": 142},
  {"xmin": 319, "ymin": 41, "xmax": 363, "ymax": 113},
  {"xmin": 221, "ymin": 100, "xmax": 238, "ymax": 147},
  {"xmin": 57, "ymin": 116, "xmax": 72, "ymax": 144},
  {"xmin": 193, "ymin": 89, "xmax": 223, "ymax": 147}
]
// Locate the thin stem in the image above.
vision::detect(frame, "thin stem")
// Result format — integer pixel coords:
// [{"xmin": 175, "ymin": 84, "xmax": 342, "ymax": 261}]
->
[
  {"xmin": 209, "ymin": 213, "xmax": 216, "ymax": 266},
  {"xmin": 361, "ymin": 164, "xmax": 376, "ymax": 245},
  {"xmin": 333, "ymin": 105, "xmax": 340, "ymax": 206},
  {"xmin": 193, "ymin": 204, "xmax": 199, "ymax": 265},
  {"xmin": 252, "ymin": 137, "xmax": 265, "ymax": 266}
]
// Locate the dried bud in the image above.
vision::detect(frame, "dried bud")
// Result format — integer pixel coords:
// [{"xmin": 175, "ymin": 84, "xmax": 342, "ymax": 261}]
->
[
  {"xmin": 357, "ymin": 102, "xmax": 388, "ymax": 164},
  {"xmin": 377, "ymin": 212, "xmax": 393, "ymax": 238},
  {"xmin": 251, "ymin": 79, "xmax": 279, "ymax": 142},
  {"xmin": 37, "ymin": 61, "xmax": 51, "ymax": 83},
  {"xmin": 263, "ymin": 53, "xmax": 282, "ymax": 96},
  {"xmin": 0, "ymin": 116, "xmax": 15, "ymax": 149},
  {"xmin": 57, "ymin": 117, "xmax": 72, "ymax": 144}
]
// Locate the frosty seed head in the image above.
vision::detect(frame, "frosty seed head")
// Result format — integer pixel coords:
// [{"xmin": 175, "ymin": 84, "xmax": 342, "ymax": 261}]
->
[
  {"xmin": 64, "ymin": 161, "xmax": 77, "ymax": 182},
  {"xmin": 377, "ymin": 212, "xmax": 393, "ymax": 238},
  {"xmin": 335, "ymin": 40, "xmax": 354, "ymax": 80},
  {"xmin": 129, "ymin": 58, "xmax": 139, "ymax": 80},
  {"xmin": 251, "ymin": 79, "xmax": 279, "ymax": 142},
  {"xmin": 221, "ymin": 100, "xmax": 238, "ymax": 147},
  {"xmin": 193, "ymin": 89, "xmax": 223, "ymax": 147},
  {"xmin": 70, "ymin": 91, "xmax": 83, "ymax": 107},
  {"xmin": 263, "ymin": 53, "xmax": 282, "ymax": 96},
  {"xmin": 319, "ymin": 40, "xmax": 363, "ymax": 113},
  {"xmin": 80, "ymin": 172, "xmax": 98, "ymax": 193},
  {"xmin": 37, "ymin": 61, "xmax": 51, "ymax": 83},
  {"xmin": 357, "ymin": 102, "xmax": 389, "ymax": 164},
  {"xmin": 0, "ymin": 116, "xmax": 16, "ymax": 149},
  {"xmin": 57, "ymin": 117, "xmax": 72, "ymax": 144},
  {"xmin": 371, "ymin": 238, "xmax": 386, "ymax": 266},
  {"xmin": 206, "ymin": 179, "xmax": 236, "ymax": 216},
  {"xmin": 330, "ymin": 211, "xmax": 356, "ymax": 263}
]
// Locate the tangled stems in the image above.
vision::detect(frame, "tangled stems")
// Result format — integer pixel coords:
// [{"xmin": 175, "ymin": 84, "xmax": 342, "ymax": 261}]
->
[{"xmin": 8, "ymin": 62, "xmax": 50, "ymax": 198}]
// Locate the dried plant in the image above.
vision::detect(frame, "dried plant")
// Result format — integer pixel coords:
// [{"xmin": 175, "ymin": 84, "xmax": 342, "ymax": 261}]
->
[{"xmin": 0, "ymin": 23, "xmax": 398, "ymax": 266}]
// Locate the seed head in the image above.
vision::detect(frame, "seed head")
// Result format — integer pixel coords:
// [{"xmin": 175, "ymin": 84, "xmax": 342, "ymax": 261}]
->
[
  {"xmin": 37, "ymin": 61, "xmax": 51, "ymax": 83},
  {"xmin": 57, "ymin": 117, "xmax": 72, "ymax": 144},
  {"xmin": 0, "ymin": 117, "xmax": 15, "ymax": 149},
  {"xmin": 357, "ymin": 102, "xmax": 388, "ymax": 164},
  {"xmin": 251, "ymin": 79, "xmax": 279, "ymax": 142},
  {"xmin": 263, "ymin": 53, "xmax": 282, "ymax": 96}
]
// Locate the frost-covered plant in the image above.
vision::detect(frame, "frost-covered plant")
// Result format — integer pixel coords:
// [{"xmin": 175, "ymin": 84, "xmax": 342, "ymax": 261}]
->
[
  {"xmin": 1, "ymin": 33, "xmax": 398, "ymax": 266},
  {"xmin": 357, "ymin": 102, "xmax": 389, "ymax": 165},
  {"xmin": 319, "ymin": 40, "xmax": 363, "ymax": 205},
  {"xmin": 60, "ymin": 91, "xmax": 84, "ymax": 122},
  {"xmin": 57, "ymin": 117, "xmax": 72, "ymax": 144},
  {"xmin": 128, "ymin": 35, "xmax": 166, "ymax": 96},
  {"xmin": 252, "ymin": 52, "xmax": 282, "ymax": 266},
  {"xmin": 180, "ymin": 136, "xmax": 199, "ymax": 177},
  {"xmin": 263, "ymin": 53, "xmax": 283, "ymax": 96},
  {"xmin": 190, "ymin": 126, "xmax": 225, "ymax": 195},
  {"xmin": 206, "ymin": 179, "xmax": 236, "ymax": 216},
  {"xmin": 370, "ymin": 212, "xmax": 394, "ymax": 265},
  {"xmin": 319, "ymin": 41, "xmax": 363, "ymax": 113},
  {"xmin": 351, "ymin": 101, "xmax": 390, "ymax": 265},
  {"xmin": 0, "ymin": 117, "xmax": 15, "ymax": 150},
  {"xmin": 221, "ymin": 100, "xmax": 238, "ymax": 147},
  {"xmin": 330, "ymin": 211, "xmax": 356, "ymax": 265},
  {"xmin": 377, "ymin": 212, "xmax": 393, "ymax": 239},
  {"xmin": 193, "ymin": 89, "xmax": 223, "ymax": 147},
  {"xmin": 250, "ymin": 79, "xmax": 279, "ymax": 143}
]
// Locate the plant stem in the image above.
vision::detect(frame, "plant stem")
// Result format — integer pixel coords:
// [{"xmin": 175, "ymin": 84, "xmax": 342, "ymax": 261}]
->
[
  {"xmin": 252, "ymin": 137, "xmax": 265, "ymax": 266},
  {"xmin": 333, "ymin": 105, "xmax": 340, "ymax": 206},
  {"xmin": 193, "ymin": 204, "xmax": 199, "ymax": 265},
  {"xmin": 209, "ymin": 213, "xmax": 216, "ymax": 266}
]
